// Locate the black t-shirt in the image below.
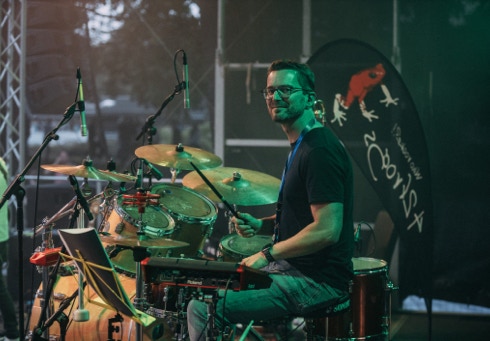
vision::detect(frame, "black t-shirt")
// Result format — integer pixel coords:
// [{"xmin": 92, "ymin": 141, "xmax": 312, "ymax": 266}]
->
[{"xmin": 278, "ymin": 126, "xmax": 354, "ymax": 291}]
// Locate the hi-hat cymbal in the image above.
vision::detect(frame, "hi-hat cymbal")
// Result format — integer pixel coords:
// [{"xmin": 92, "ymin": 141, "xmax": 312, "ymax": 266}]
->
[
  {"xmin": 42, "ymin": 160, "xmax": 136, "ymax": 182},
  {"xmin": 182, "ymin": 167, "xmax": 280, "ymax": 206},
  {"xmin": 135, "ymin": 143, "xmax": 222, "ymax": 170},
  {"xmin": 100, "ymin": 234, "xmax": 189, "ymax": 249}
]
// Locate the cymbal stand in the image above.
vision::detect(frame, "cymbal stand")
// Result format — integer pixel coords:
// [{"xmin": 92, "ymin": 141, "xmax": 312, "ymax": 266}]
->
[
  {"xmin": 132, "ymin": 245, "xmax": 150, "ymax": 341},
  {"xmin": 0, "ymin": 102, "xmax": 78, "ymax": 340},
  {"xmin": 121, "ymin": 191, "xmax": 161, "ymax": 341},
  {"xmin": 31, "ymin": 200, "xmax": 86, "ymax": 341},
  {"xmin": 72, "ymin": 208, "xmax": 90, "ymax": 322},
  {"xmin": 31, "ymin": 252, "xmax": 76, "ymax": 341},
  {"xmin": 30, "ymin": 197, "xmax": 76, "ymax": 340}
]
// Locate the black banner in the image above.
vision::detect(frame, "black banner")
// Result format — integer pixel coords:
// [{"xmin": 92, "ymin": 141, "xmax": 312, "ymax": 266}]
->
[{"xmin": 308, "ymin": 39, "xmax": 434, "ymax": 301}]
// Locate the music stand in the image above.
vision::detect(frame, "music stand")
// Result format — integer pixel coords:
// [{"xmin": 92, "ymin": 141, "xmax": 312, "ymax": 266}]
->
[{"xmin": 57, "ymin": 227, "xmax": 155, "ymax": 337}]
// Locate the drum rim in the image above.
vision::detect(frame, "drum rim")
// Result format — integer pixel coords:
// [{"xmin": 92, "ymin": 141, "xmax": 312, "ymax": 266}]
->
[
  {"xmin": 114, "ymin": 199, "xmax": 176, "ymax": 231},
  {"xmin": 353, "ymin": 256, "xmax": 388, "ymax": 275},
  {"xmin": 219, "ymin": 234, "xmax": 272, "ymax": 258}
]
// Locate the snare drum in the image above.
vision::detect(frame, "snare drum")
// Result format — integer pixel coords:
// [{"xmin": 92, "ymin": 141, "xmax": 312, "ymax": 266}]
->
[
  {"xmin": 218, "ymin": 234, "xmax": 272, "ymax": 262},
  {"xmin": 99, "ymin": 196, "xmax": 175, "ymax": 275},
  {"xmin": 28, "ymin": 273, "xmax": 170, "ymax": 340},
  {"xmin": 324, "ymin": 257, "xmax": 389, "ymax": 340},
  {"xmin": 101, "ymin": 195, "xmax": 175, "ymax": 239},
  {"xmin": 151, "ymin": 184, "xmax": 217, "ymax": 257}
]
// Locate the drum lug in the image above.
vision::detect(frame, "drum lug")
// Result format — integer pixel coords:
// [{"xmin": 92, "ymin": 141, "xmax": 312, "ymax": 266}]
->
[
  {"xmin": 115, "ymin": 222, "xmax": 125, "ymax": 234},
  {"xmin": 386, "ymin": 280, "xmax": 399, "ymax": 292}
]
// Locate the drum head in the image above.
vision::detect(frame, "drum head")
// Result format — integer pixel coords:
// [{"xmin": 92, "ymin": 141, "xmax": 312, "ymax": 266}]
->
[
  {"xmin": 151, "ymin": 184, "xmax": 217, "ymax": 223},
  {"xmin": 353, "ymin": 257, "xmax": 387, "ymax": 274},
  {"xmin": 220, "ymin": 234, "xmax": 272, "ymax": 259}
]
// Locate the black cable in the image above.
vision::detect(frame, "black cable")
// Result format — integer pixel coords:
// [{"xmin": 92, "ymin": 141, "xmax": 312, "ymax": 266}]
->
[
  {"xmin": 220, "ymin": 278, "xmax": 232, "ymax": 339},
  {"xmin": 173, "ymin": 49, "xmax": 185, "ymax": 89},
  {"xmin": 361, "ymin": 220, "xmax": 376, "ymax": 257}
]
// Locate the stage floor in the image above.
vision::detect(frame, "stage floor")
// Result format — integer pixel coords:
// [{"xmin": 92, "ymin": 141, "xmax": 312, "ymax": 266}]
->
[
  {"xmin": 236, "ymin": 311, "xmax": 490, "ymax": 340},
  {"xmin": 3, "ymin": 305, "xmax": 489, "ymax": 340}
]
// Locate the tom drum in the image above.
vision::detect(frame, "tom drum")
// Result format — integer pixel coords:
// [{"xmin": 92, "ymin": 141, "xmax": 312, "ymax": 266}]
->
[
  {"xmin": 218, "ymin": 234, "xmax": 272, "ymax": 262},
  {"xmin": 151, "ymin": 183, "xmax": 217, "ymax": 258}
]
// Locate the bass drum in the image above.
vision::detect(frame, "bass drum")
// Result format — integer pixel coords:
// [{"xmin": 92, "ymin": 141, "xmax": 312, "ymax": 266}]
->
[
  {"xmin": 27, "ymin": 273, "xmax": 171, "ymax": 341},
  {"xmin": 218, "ymin": 234, "xmax": 272, "ymax": 262},
  {"xmin": 151, "ymin": 183, "xmax": 217, "ymax": 258}
]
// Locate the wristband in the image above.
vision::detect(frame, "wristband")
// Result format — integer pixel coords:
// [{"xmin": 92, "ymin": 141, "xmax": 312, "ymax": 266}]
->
[{"xmin": 261, "ymin": 245, "xmax": 275, "ymax": 263}]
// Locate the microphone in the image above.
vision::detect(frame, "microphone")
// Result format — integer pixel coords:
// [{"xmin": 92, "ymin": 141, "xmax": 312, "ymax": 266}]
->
[
  {"xmin": 77, "ymin": 68, "xmax": 88, "ymax": 137},
  {"xmin": 141, "ymin": 158, "xmax": 163, "ymax": 180},
  {"xmin": 135, "ymin": 160, "xmax": 144, "ymax": 189},
  {"xmin": 68, "ymin": 175, "xmax": 94, "ymax": 221},
  {"xmin": 183, "ymin": 52, "xmax": 190, "ymax": 109}
]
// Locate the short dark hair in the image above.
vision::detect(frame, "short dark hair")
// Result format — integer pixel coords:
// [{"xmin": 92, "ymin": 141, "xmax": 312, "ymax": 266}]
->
[{"xmin": 267, "ymin": 60, "xmax": 315, "ymax": 91}]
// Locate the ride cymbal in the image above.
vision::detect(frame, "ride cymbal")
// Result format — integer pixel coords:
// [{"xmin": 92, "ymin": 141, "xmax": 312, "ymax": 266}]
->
[
  {"xmin": 182, "ymin": 167, "xmax": 280, "ymax": 206},
  {"xmin": 135, "ymin": 143, "xmax": 222, "ymax": 170},
  {"xmin": 99, "ymin": 234, "xmax": 189, "ymax": 249},
  {"xmin": 42, "ymin": 159, "xmax": 136, "ymax": 182}
]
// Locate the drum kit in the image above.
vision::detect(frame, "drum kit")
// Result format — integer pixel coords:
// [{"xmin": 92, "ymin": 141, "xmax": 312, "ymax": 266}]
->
[
  {"xmin": 28, "ymin": 142, "xmax": 394, "ymax": 341},
  {"xmin": 28, "ymin": 143, "xmax": 281, "ymax": 341}
]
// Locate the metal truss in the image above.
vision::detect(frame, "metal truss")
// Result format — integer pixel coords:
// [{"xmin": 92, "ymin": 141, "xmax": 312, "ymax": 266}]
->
[{"xmin": 1, "ymin": 0, "xmax": 26, "ymax": 179}]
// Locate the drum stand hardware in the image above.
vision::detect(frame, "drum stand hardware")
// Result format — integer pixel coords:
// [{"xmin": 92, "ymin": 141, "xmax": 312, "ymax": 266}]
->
[
  {"xmin": 120, "ymin": 190, "xmax": 161, "ymax": 341},
  {"xmin": 29, "ymin": 181, "xmax": 95, "ymax": 340},
  {"xmin": 384, "ymin": 277, "xmax": 399, "ymax": 340},
  {"xmin": 199, "ymin": 290, "xmax": 221, "ymax": 341},
  {"xmin": 30, "ymin": 283, "xmax": 83, "ymax": 341}
]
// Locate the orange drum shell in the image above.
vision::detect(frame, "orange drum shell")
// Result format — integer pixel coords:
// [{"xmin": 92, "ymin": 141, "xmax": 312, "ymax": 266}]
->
[{"xmin": 28, "ymin": 273, "xmax": 171, "ymax": 341}]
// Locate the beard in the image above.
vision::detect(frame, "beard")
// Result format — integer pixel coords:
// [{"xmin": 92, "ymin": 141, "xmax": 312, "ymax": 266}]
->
[{"xmin": 270, "ymin": 101, "xmax": 305, "ymax": 124}]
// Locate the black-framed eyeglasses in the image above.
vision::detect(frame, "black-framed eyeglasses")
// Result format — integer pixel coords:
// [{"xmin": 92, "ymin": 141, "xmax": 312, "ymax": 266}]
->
[{"xmin": 261, "ymin": 86, "xmax": 306, "ymax": 99}]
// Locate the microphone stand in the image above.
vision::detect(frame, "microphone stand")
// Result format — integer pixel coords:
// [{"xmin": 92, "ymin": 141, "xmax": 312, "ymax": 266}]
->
[
  {"xmin": 135, "ymin": 81, "xmax": 185, "ymax": 144},
  {"xmin": 0, "ymin": 102, "xmax": 77, "ymax": 340}
]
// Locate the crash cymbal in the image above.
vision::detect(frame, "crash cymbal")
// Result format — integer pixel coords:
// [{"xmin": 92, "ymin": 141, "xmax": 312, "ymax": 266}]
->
[
  {"xmin": 99, "ymin": 234, "xmax": 189, "ymax": 249},
  {"xmin": 135, "ymin": 143, "xmax": 222, "ymax": 170},
  {"xmin": 182, "ymin": 167, "xmax": 280, "ymax": 206},
  {"xmin": 42, "ymin": 159, "xmax": 136, "ymax": 182}
]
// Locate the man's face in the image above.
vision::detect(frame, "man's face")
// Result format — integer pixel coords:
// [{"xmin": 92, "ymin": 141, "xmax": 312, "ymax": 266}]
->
[{"xmin": 265, "ymin": 69, "xmax": 309, "ymax": 124}]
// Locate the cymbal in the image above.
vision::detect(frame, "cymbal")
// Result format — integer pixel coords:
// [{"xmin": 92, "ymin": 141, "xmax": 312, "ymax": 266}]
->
[
  {"xmin": 134, "ymin": 143, "xmax": 222, "ymax": 170},
  {"xmin": 182, "ymin": 167, "xmax": 280, "ymax": 206},
  {"xmin": 100, "ymin": 234, "xmax": 189, "ymax": 249},
  {"xmin": 42, "ymin": 161, "xmax": 136, "ymax": 182}
]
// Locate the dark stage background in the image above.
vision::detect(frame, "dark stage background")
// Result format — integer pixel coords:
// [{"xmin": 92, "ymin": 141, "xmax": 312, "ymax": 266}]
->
[{"xmin": 5, "ymin": 0, "xmax": 489, "ymax": 314}]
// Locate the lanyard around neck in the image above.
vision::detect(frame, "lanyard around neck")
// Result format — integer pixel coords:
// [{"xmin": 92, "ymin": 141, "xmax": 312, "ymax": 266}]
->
[{"xmin": 279, "ymin": 118, "xmax": 317, "ymax": 195}]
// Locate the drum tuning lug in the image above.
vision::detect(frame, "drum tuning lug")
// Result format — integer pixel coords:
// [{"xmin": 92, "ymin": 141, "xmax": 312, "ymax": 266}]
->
[
  {"xmin": 386, "ymin": 281, "xmax": 399, "ymax": 291},
  {"xmin": 115, "ymin": 222, "xmax": 125, "ymax": 234}
]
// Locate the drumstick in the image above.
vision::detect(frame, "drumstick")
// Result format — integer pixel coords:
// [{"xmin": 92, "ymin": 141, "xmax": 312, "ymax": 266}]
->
[{"xmin": 189, "ymin": 161, "xmax": 242, "ymax": 221}]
